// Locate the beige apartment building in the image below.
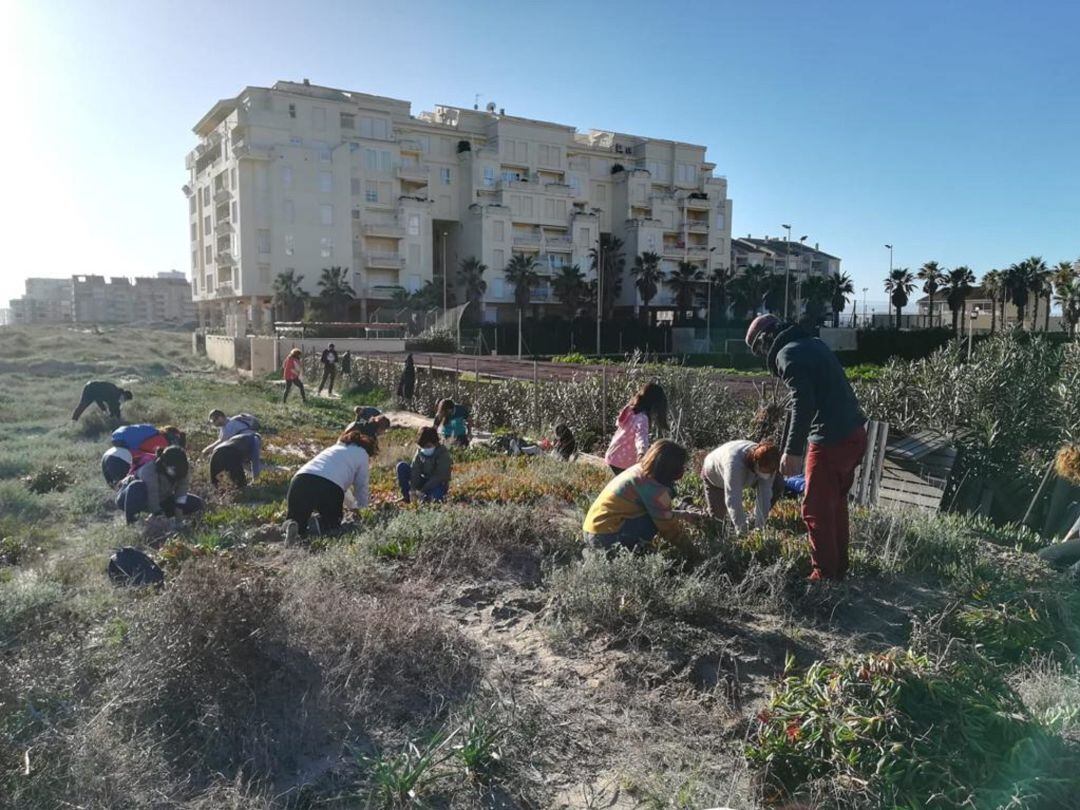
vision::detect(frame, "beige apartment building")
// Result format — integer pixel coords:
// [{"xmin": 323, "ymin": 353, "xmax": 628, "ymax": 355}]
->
[
  {"xmin": 185, "ymin": 80, "xmax": 733, "ymax": 329},
  {"xmin": 8, "ymin": 273, "xmax": 194, "ymax": 326}
]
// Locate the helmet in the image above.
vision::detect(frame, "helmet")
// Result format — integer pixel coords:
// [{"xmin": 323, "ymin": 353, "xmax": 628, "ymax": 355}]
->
[{"xmin": 745, "ymin": 314, "xmax": 781, "ymax": 356}]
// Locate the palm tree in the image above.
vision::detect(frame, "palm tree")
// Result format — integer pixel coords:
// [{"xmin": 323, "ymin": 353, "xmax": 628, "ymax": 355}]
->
[
  {"xmin": 1005, "ymin": 260, "xmax": 1038, "ymax": 329},
  {"xmin": 271, "ymin": 269, "xmax": 308, "ymax": 322},
  {"xmin": 883, "ymin": 267, "xmax": 916, "ymax": 330},
  {"xmin": 316, "ymin": 266, "xmax": 354, "ymax": 321},
  {"xmin": 665, "ymin": 261, "xmax": 705, "ymax": 323},
  {"xmin": 588, "ymin": 234, "xmax": 625, "ymax": 320},
  {"xmin": 825, "ymin": 271, "xmax": 855, "ymax": 328},
  {"xmin": 917, "ymin": 261, "xmax": 946, "ymax": 328},
  {"xmin": 942, "ymin": 266, "xmax": 975, "ymax": 335},
  {"xmin": 1055, "ymin": 278, "xmax": 1080, "ymax": 338},
  {"xmin": 630, "ymin": 251, "xmax": 663, "ymax": 323},
  {"xmin": 800, "ymin": 275, "xmax": 831, "ymax": 326},
  {"xmin": 457, "ymin": 256, "xmax": 487, "ymax": 321},
  {"xmin": 729, "ymin": 264, "xmax": 770, "ymax": 319},
  {"xmin": 504, "ymin": 254, "xmax": 539, "ymax": 358},
  {"xmin": 982, "ymin": 269, "xmax": 1003, "ymax": 333},
  {"xmin": 552, "ymin": 264, "xmax": 587, "ymax": 321},
  {"xmin": 1021, "ymin": 256, "xmax": 1048, "ymax": 330},
  {"xmin": 708, "ymin": 265, "xmax": 736, "ymax": 326}
]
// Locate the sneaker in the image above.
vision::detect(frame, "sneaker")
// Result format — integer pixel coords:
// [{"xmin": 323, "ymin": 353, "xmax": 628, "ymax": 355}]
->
[
  {"xmin": 282, "ymin": 519, "xmax": 299, "ymax": 546},
  {"xmin": 307, "ymin": 515, "xmax": 321, "ymax": 537}
]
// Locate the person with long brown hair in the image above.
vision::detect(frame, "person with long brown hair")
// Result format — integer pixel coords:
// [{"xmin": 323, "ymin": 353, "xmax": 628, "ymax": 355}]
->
[
  {"xmin": 283, "ymin": 428, "xmax": 377, "ymax": 540},
  {"xmin": 282, "ymin": 347, "xmax": 306, "ymax": 403},
  {"xmin": 701, "ymin": 440, "xmax": 780, "ymax": 534},
  {"xmin": 603, "ymin": 382, "xmax": 669, "ymax": 475},
  {"xmin": 583, "ymin": 439, "xmax": 695, "ymax": 558}
]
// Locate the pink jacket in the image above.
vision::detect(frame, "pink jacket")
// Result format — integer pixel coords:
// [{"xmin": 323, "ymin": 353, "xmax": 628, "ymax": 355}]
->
[{"xmin": 604, "ymin": 405, "xmax": 650, "ymax": 469}]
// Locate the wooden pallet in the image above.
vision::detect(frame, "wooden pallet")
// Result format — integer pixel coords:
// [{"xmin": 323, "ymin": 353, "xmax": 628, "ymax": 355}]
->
[{"xmin": 853, "ymin": 424, "xmax": 957, "ymax": 513}]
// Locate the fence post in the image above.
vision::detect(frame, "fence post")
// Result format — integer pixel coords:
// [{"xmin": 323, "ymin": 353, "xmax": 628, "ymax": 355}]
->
[
  {"xmin": 533, "ymin": 360, "xmax": 539, "ymax": 434},
  {"xmin": 454, "ymin": 356, "xmax": 460, "ymax": 399},
  {"xmin": 474, "ymin": 354, "xmax": 480, "ymax": 410},
  {"xmin": 601, "ymin": 361, "xmax": 608, "ymax": 437}
]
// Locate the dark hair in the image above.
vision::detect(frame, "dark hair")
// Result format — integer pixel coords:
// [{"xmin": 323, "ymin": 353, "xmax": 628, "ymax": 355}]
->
[
  {"xmin": 555, "ymin": 423, "xmax": 572, "ymax": 439},
  {"xmin": 629, "ymin": 382, "xmax": 669, "ymax": 431},
  {"xmin": 433, "ymin": 398, "xmax": 454, "ymax": 427},
  {"xmin": 121, "ymin": 390, "xmax": 134, "ymax": 401},
  {"xmin": 208, "ymin": 409, "xmax": 226, "ymax": 422},
  {"xmin": 155, "ymin": 445, "xmax": 189, "ymax": 481},
  {"xmin": 338, "ymin": 429, "xmax": 378, "ymax": 456},
  {"xmin": 639, "ymin": 439, "xmax": 687, "ymax": 487},
  {"xmin": 161, "ymin": 425, "xmax": 186, "ymax": 448},
  {"xmin": 417, "ymin": 426, "xmax": 440, "ymax": 447}
]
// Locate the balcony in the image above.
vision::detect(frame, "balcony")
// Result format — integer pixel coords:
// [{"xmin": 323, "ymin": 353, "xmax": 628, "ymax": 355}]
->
[
  {"xmin": 364, "ymin": 252, "xmax": 404, "ymax": 269},
  {"xmin": 681, "ymin": 220, "xmax": 709, "ymax": 233},
  {"xmin": 233, "ymin": 141, "xmax": 271, "ymax": 160},
  {"xmin": 214, "ymin": 186, "xmax": 232, "ymax": 204},
  {"xmin": 512, "ymin": 234, "xmax": 542, "ymax": 249},
  {"xmin": 216, "ymin": 251, "xmax": 236, "ymax": 266},
  {"xmin": 397, "ymin": 163, "xmax": 429, "ymax": 182},
  {"xmin": 216, "ymin": 221, "xmax": 234, "ymax": 234},
  {"xmin": 685, "ymin": 195, "xmax": 710, "ymax": 210},
  {"xmin": 369, "ymin": 284, "xmax": 406, "ymax": 300},
  {"xmin": 529, "ymin": 287, "xmax": 552, "ymax": 302},
  {"xmin": 544, "ymin": 235, "xmax": 573, "ymax": 250},
  {"xmin": 363, "ymin": 221, "xmax": 405, "ymax": 238}
]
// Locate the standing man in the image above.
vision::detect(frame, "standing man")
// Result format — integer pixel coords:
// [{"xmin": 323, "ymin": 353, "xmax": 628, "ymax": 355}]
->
[
  {"xmin": 72, "ymin": 380, "xmax": 133, "ymax": 421},
  {"xmin": 746, "ymin": 315, "xmax": 866, "ymax": 581},
  {"xmin": 318, "ymin": 342, "xmax": 338, "ymax": 396}
]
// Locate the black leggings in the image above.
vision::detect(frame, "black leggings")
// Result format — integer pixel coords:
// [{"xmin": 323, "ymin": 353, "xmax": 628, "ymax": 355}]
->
[
  {"xmin": 210, "ymin": 444, "xmax": 247, "ymax": 490},
  {"xmin": 283, "ymin": 379, "xmax": 306, "ymax": 402},
  {"xmin": 286, "ymin": 473, "xmax": 344, "ymax": 537},
  {"xmin": 318, "ymin": 366, "xmax": 336, "ymax": 395}
]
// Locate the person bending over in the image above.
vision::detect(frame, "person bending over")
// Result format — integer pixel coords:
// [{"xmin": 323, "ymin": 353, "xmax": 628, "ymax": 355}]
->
[
  {"xmin": 72, "ymin": 380, "xmax": 132, "ymax": 421},
  {"xmin": 397, "ymin": 426, "xmax": 452, "ymax": 503},
  {"xmin": 102, "ymin": 423, "xmax": 186, "ymax": 487},
  {"xmin": 582, "ymin": 439, "xmax": 697, "ymax": 560},
  {"xmin": 701, "ymin": 440, "xmax": 781, "ymax": 534},
  {"xmin": 115, "ymin": 446, "xmax": 204, "ymax": 525},
  {"xmin": 603, "ymin": 382, "xmax": 668, "ymax": 475},
  {"xmin": 344, "ymin": 405, "xmax": 390, "ymax": 438},
  {"xmin": 746, "ymin": 314, "xmax": 866, "ymax": 581},
  {"xmin": 283, "ymin": 428, "xmax": 376, "ymax": 541},
  {"xmin": 209, "ymin": 433, "xmax": 262, "ymax": 490},
  {"xmin": 201, "ymin": 410, "xmax": 261, "ymax": 479}
]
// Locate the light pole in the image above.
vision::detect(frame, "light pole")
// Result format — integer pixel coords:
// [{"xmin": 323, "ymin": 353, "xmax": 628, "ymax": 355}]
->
[
  {"xmin": 441, "ymin": 231, "xmax": 448, "ymax": 312},
  {"xmin": 595, "ymin": 237, "xmax": 603, "ymax": 356},
  {"xmin": 796, "ymin": 235, "xmax": 808, "ymax": 319},
  {"xmin": 884, "ymin": 243, "xmax": 893, "ymax": 274},
  {"xmin": 967, "ymin": 306, "xmax": 981, "ymax": 360},
  {"xmin": 862, "ymin": 287, "xmax": 869, "ymax": 328},
  {"xmin": 705, "ymin": 246, "xmax": 717, "ymax": 351},
  {"xmin": 782, "ymin": 224, "xmax": 792, "ymax": 318}
]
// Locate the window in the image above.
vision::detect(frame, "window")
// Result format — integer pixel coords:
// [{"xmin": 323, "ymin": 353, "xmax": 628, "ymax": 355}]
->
[
  {"xmin": 364, "ymin": 148, "xmax": 391, "ymax": 172},
  {"xmin": 320, "ymin": 236, "xmax": 334, "ymax": 258},
  {"xmin": 407, "ymin": 213, "xmax": 420, "ymax": 236},
  {"xmin": 340, "ymin": 112, "xmax": 355, "ymax": 130},
  {"xmin": 320, "ymin": 204, "xmax": 334, "ymax": 226},
  {"xmin": 259, "ymin": 264, "xmax": 271, "ymax": 284},
  {"xmin": 231, "ymin": 167, "xmax": 237, "ymax": 188},
  {"xmin": 188, "ymin": 195, "xmax": 196, "ymax": 214},
  {"xmin": 288, "ymin": 103, "xmax": 296, "ymax": 119},
  {"xmin": 715, "ymin": 213, "xmax": 725, "ymax": 230},
  {"xmin": 257, "ymin": 229, "xmax": 271, "ymax": 254},
  {"xmin": 521, "ymin": 196, "xmax": 534, "ymax": 217},
  {"xmin": 202, "ymin": 186, "xmax": 210, "ymax": 206},
  {"xmin": 350, "ymin": 177, "xmax": 361, "ymax": 195},
  {"xmin": 290, "ymin": 136, "xmax": 302, "ymax": 146},
  {"xmin": 492, "ymin": 250, "xmax": 505, "ymax": 272},
  {"xmin": 319, "ymin": 171, "xmax": 332, "ymax": 193},
  {"xmin": 231, "ymin": 200, "xmax": 238, "ymax": 220},
  {"xmin": 318, "ymin": 145, "xmax": 332, "ymax": 163},
  {"xmin": 358, "ymin": 116, "xmax": 389, "ymax": 139},
  {"xmin": 500, "ymin": 169, "xmax": 520, "ymax": 184},
  {"xmin": 416, "ymin": 135, "xmax": 430, "ymax": 153},
  {"xmin": 440, "ymin": 167, "xmax": 451, "ymax": 185},
  {"xmin": 191, "ymin": 249, "xmax": 197, "ymax": 269},
  {"xmin": 595, "ymin": 183, "xmax": 607, "ymax": 202},
  {"xmin": 408, "ymin": 243, "xmax": 420, "ymax": 266},
  {"xmin": 285, "ymin": 234, "xmax": 294, "ymax": 256},
  {"xmin": 283, "ymin": 199, "xmax": 294, "ymax": 223},
  {"xmin": 203, "ymin": 215, "xmax": 212, "ymax": 234},
  {"xmin": 567, "ymin": 174, "xmax": 582, "ymax": 196},
  {"xmin": 493, "ymin": 221, "xmax": 504, "ymax": 242},
  {"xmin": 365, "ymin": 180, "xmax": 378, "ymax": 202},
  {"xmin": 351, "ymin": 208, "xmax": 360, "ymax": 219},
  {"xmin": 675, "ymin": 162, "xmax": 698, "ymax": 185},
  {"xmin": 539, "ymin": 144, "xmax": 560, "ymax": 167},
  {"xmin": 281, "ymin": 166, "xmax": 293, "ymax": 189},
  {"xmin": 190, "ymin": 222, "xmax": 197, "ymax": 241},
  {"xmin": 204, "ymin": 245, "xmax": 213, "ymax": 263},
  {"xmin": 312, "ymin": 106, "xmax": 326, "ymax": 130},
  {"xmin": 483, "ymin": 166, "xmax": 495, "ymax": 187}
]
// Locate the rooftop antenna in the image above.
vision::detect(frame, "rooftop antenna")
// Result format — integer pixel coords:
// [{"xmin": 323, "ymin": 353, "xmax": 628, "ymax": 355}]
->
[{"xmin": 474, "ymin": 93, "xmax": 481, "ymax": 110}]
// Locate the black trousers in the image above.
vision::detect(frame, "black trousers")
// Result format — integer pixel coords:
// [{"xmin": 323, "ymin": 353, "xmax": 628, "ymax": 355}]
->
[
  {"xmin": 318, "ymin": 366, "xmax": 336, "ymax": 395},
  {"xmin": 283, "ymin": 378, "xmax": 306, "ymax": 402},
  {"xmin": 72, "ymin": 389, "xmax": 119, "ymax": 420},
  {"xmin": 210, "ymin": 444, "xmax": 247, "ymax": 490},
  {"xmin": 287, "ymin": 473, "xmax": 344, "ymax": 537}
]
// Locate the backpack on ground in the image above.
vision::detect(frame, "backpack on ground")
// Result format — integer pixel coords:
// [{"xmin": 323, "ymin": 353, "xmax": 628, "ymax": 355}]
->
[
  {"xmin": 107, "ymin": 546, "xmax": 164, "ymax": 587},
  {"xmin": 111, "ymin": 424, "xmax": 160, "ymax": 451}
]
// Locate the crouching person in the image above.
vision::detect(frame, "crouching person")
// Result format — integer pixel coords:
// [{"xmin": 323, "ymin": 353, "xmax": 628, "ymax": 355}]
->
[
  {"xmin": 701, "ymin": 440, "xmax": 781, "ymax": 535},
  {"xmin": 209, "ymin": 432, "xmax": 262, "ymax": 490},
  {"xmin": 116, "ymin": 446, "xmax": 204, "ymax": 525},
  {"xmin": 284, "ymin": 428, "xmax": 375, "ymax": 541},
  {"xmin": 582, "ymin": 440, "xmax": 698, "ymax": 561},
  {"xmin": 397, "ymin": 427, "xmax": 451, "ymax": 503}
]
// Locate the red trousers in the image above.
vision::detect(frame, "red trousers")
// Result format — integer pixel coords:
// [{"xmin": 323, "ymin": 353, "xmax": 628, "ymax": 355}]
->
[{"xmin": 802, "ymin": 424, "xmax": 867, "ymax": 580}]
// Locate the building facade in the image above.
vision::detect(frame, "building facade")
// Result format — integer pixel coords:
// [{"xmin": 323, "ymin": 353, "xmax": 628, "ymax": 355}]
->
[
  {"xmin": 914, "ymin": 287, "xmax": 1062, "ymax": 333},
  {"xmin": 185, "ymin": 80, "xmax": 733, "ymax": 328},
  {"xmin": 7, "ymin": 274, "xmax": 194, "ymax": 326}
]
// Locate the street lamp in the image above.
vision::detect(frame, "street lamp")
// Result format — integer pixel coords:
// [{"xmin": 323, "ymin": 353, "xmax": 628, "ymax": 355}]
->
[
  {"xmin": 705, "ymin": 246, "xmax": 717, "ymax": 351},
  {"xmin": 595, "ymin": 237, "xmax": 603, "ymax": 356},
  {"xmin": 796, "ymin": 235, "xmax": 808, "ymax": 318},
  {"xmin": 862, "ymin": 287, "xmax": 869, "ymax": 328},
  {"xmin": 967, "ymin": 306, "xmax": 981, "ymax": 360},
  {"xmin": 441, "ymin": 231, "xmax": 449, "ymax": 312},
  {"xmin": 884, "ymin": 244, "xmax": 894, "ymax": 274},
  {"xmin": 782, "ymin": 224, "xmax": 792, "ymax": 318}
]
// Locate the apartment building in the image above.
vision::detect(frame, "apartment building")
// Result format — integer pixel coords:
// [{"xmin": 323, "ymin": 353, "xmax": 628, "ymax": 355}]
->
[
  {"xmin": 185, "ymin": 80, "xmax": 733, "ymax": 328},
  {"xmin": 731, "ymin": 237, "xmax": 841, "ymax": 278},
  {"xmin": 7, "ymin": 273, "xmax": 194, "ymax": 326}
]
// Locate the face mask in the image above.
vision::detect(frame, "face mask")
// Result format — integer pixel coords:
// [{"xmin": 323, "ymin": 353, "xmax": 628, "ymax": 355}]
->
[{"xmin": 420, "ymin": 446, "xmax": 436, "ymax": 457}]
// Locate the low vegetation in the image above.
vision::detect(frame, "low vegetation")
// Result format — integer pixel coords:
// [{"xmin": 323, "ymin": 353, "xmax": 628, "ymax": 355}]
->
[{"xmin": 1, "ymin": 326, "xmax": 1079, "ymax": 808}]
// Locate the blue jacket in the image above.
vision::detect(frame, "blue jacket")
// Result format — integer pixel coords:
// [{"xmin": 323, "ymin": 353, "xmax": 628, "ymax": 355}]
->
[{"xmin": 767, "ymin": 324, "xmax": 864, "ymax": 455}]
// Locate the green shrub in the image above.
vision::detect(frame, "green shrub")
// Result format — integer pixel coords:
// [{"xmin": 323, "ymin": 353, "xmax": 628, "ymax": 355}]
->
[{"xmin": 24, "ymin": 465, "xmax": 75, "ymax": 494}]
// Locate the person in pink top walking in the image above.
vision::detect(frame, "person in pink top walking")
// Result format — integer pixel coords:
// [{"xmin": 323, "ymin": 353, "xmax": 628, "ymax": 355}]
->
[{"xmin": 603, "ymin": 382, "xmax": 669, "ymax": 475}]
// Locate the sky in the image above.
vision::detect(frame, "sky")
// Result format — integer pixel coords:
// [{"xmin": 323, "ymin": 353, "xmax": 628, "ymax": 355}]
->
[{"xmin": 2, "ymin": 0, "xmax": 1078, "ymax": 314}]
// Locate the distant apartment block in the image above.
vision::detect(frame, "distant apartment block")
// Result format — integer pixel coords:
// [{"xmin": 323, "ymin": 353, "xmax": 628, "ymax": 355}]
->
[
  {"xmin": 7, "ymin": 273, "xmax": 194, "ymax": 326},
  {"xmin": 185, "ymin": 79, "xmax": 733, "ymax": 327},
  {"xmin": 731, "ymin": 237, "xmax": 841, "ymax": 279}
]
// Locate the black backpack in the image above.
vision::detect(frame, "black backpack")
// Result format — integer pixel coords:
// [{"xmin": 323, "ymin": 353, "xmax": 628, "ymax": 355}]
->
[{"xmin": 107, "ymin": 547, "xmax": 164, "ymax": 587}]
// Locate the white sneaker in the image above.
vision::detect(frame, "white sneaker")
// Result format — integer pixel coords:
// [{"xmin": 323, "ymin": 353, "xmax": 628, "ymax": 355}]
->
[{"xmin": 283, "ymin": 519, "xmax": 299, "ymax": 545}]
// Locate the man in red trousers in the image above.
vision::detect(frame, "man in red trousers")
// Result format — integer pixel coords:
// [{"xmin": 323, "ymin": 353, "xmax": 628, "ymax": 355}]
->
[{"xmin": 746, "ymin": 315, "xmax": 867, "ymax": 580}]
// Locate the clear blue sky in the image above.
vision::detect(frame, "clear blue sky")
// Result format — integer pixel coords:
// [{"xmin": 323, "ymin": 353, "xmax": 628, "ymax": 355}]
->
[{"xmin": 3, "ymin": 0, "xmax": 1078, "ymax": 314}]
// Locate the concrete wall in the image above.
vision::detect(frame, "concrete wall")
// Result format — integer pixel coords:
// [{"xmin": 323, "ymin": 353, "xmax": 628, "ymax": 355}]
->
[
  {"xmin": 249, "ymin": 336, "xmax": 406, "ymax": 375},
  {"xmin": 819, "ymin": 328, "xmax": 858, "ymax": 351},
  {"xmin": 205, "ymin": 334, "xmax": 243, "ymax": 368}
]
